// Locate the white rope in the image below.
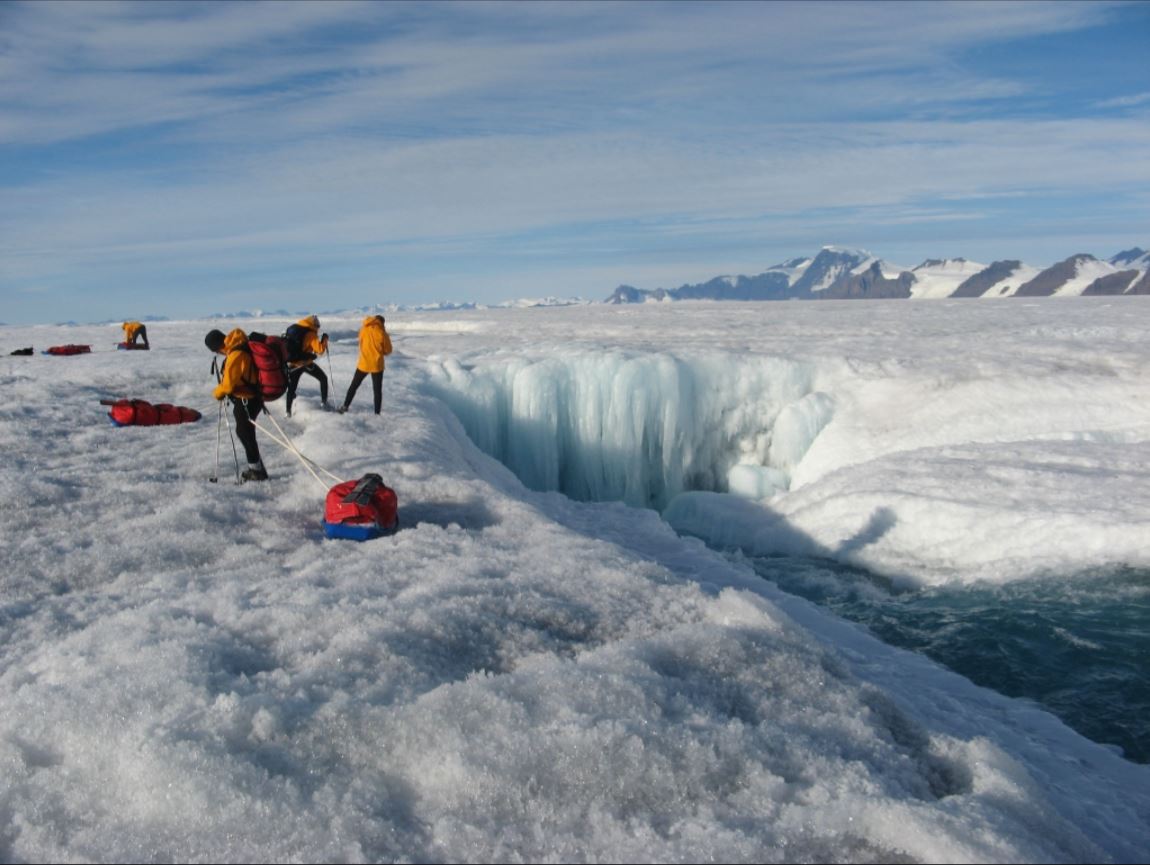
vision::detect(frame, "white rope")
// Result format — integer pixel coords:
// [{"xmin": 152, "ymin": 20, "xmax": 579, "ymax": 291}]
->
[{"xmin": 251, "ymin": 407, "xmax": 343, "ymax": 488}]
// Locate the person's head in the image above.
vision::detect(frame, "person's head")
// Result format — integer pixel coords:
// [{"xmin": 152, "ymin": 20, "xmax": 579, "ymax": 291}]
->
[{"xmin": 204, "ymin": 329, "xmax": 226, "ymax": 353}]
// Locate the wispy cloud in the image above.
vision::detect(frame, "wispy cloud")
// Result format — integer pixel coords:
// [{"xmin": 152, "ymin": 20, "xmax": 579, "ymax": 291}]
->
[
  {"xmin": 1095, "ymin": 91, "xmax": 1150, "ymax": 109},
  {"xmin": 0, "ymin": 0, "xmax": 1145, "ymax": 321}
]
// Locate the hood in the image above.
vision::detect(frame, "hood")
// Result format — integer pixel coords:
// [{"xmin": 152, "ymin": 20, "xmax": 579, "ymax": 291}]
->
[
  {"xmin": 297, "ymin": 315, "xmax": 320, "ymax": 330},
  {"xmin": 223, "ymin": 328, "xmax": 249, "ymax": 352}
]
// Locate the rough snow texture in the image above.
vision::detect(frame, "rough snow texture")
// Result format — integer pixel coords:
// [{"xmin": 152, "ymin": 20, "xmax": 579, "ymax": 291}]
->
[{"xmin": 1, "ymin": 300, "xmax": 1149, "ymax": 863}]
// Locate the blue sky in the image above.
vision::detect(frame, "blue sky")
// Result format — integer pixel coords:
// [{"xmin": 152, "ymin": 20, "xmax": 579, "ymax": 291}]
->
[{"xmin": 1, "ymin": 0, "xmax": 1148, "ymax": 324}]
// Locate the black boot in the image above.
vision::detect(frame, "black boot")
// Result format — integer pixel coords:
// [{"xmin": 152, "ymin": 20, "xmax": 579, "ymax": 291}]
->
[{"xmin": 241, "ymin": 464, "xmax": 269, "ymax": 481}]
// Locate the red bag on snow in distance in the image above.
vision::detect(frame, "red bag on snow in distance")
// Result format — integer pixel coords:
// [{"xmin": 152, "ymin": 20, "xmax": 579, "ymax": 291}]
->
[
  {"xmin": 104, "ymin": 399, "xmax": 201, "ymax": 427},
  {"xmin": 45, "ymin": 344, "xmax": 91, "ymax": 356}
]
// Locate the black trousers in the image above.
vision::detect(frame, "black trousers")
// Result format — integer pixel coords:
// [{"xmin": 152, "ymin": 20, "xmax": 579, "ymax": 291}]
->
[
  {"xmin": 343, "ymin": 369, "xmax": 382, "ymax": 413},
  {"xmin": 286, "ymin": 363, "xmax": 328, "ymax": 412},
  {"xmin": 231, "ymin": 397, "xmax": 263, "ymax": 464}
]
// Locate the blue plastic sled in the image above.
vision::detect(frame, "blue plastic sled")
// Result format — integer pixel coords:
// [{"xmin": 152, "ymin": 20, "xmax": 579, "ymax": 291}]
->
[{"xmin": 322, "ymin": 520, "xmax": 387, "ymax": 541}]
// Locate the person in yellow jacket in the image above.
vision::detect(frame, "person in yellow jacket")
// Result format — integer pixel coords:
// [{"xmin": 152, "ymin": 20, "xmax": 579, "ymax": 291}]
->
[
  {"xmin": 122, "ymin": 320, "xmax": 149, "ymax": 349},
  {"xmin": 283, "ymin": 314, "xmax": 330, "ymax": 416},
  {"xmin": 205, "ymin": 328, "xmax": 267, "ymax": 481},
  {"xmin": 338, "ymin": 315, "xmax": 392, "ymax": 414}
]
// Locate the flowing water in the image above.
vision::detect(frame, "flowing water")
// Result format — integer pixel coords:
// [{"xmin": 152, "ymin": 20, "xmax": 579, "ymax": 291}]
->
[{"xmin": 747, "ymin": 556, "xmax": 1150, "ymax": 763}]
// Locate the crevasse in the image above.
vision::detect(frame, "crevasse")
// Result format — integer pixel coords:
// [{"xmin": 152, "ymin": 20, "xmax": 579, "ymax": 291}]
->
[{"xmin": 424, "ymin": 351, "xmax": 835, "ymax": 510}]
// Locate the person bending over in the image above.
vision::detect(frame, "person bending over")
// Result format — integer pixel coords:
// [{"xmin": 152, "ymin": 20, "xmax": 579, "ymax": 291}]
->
[
  {"xmin": 284, "ymin": 314, "xmax": 330, "ymax": 416},
  {"xmin": 205, "ymin": 328, "xmax": 268, "ymax": 481},
  {"xmin": 122, "ymin": 321, "xmax": 149, "ymax": 348}
]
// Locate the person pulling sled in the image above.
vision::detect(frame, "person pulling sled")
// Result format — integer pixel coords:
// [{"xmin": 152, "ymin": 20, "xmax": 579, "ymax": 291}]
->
[
  {"xmin": 283, "ymin": 315, "xmax": 330, "ymax": 416},
  {"xmin": 205, "ymin": 328, "xmax": 268, "ymax": 481}
]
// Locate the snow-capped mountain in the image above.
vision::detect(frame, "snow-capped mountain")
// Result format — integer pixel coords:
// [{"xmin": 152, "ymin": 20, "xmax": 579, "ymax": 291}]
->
[
  {"xmin": 951, "ymin": 261, "xmax": 1041, "ymax": 298},
  {"xmin": 790, "ymin": 247, "xmax": 875, "ymax": 295},
  {"xmin": 606, "ymin": 246, "xmax": 1150, "ymax": 303},
  {"xmin": 908, "ymin": 258, "xmax": 988, "ymax": 299},
  {"xmin": 494, "ymin": 297, "xmax": 594, "ymax": 309},
  {"xmin": 1016, "ymin": 254, "xmax": 1126, "ymax": 297}
]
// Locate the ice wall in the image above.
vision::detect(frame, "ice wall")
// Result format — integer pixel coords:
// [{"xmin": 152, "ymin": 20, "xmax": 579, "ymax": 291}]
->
[{"xmin": 425, "ymin": 351, "xmax": 834, "ymax": 509}]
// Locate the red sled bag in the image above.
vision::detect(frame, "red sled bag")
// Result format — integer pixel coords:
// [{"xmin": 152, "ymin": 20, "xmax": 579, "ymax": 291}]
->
[
  {"xmin": 45, "ymin": 344, "xmax": 91, "ymax": 356},
  {"xmin": 323, "ymin": 473, "xmax": 398, "ymax": 540},
  {"xmin": 246, "ymin": 332, "xmax": 289, "ymax": 401},
  {"xmin": 106, "ymin": 399, "xmax": 201, "ymax": 427},
  {"xmin": 117, "ymin": 342, "xmax": 150, "ymax": 351},
  {"xmin": 155, "ymin": 403, "xmax": 202, "ymax": 425}
]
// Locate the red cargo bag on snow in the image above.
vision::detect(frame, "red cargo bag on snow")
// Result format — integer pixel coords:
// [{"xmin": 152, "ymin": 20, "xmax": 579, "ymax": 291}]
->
[
  {"xmin": 105, "ymin": 399, "xmax": 201, "ymax": 427},
  {"xmin": 323, "ymin": 473, "xmax": 399, "ymax": 540},
  {"xmin": 45, "ymin": 344, "xmax": 91, "ymax": 356}
]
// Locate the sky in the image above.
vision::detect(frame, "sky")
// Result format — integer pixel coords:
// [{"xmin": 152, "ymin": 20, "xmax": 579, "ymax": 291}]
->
[
  {"xmin": 1, "ymin": 0, "xmax": 1149, "ymax": 324},
  {"xmin": 1, "ymin": 300, "xmax": 1148, "ymax": 860}
]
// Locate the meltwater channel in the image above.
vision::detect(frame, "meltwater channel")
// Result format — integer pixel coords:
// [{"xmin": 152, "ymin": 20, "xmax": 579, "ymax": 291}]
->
[
  {"xmin": 748, "ymin": 556, "xmax": 1150, "ymax": 763},
  {"xmin": 426, "ymin": 352, "xmax": 1150, "ymax": 764}
]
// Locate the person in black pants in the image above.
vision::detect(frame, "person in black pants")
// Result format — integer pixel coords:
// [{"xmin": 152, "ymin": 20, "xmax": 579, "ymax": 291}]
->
[
  {"xmin": 122, "ymin": 321, "xmax": 150, "ymax": 349},
  {"xmin": 339, "ymin": 315, "xmax": 393, "ymax": 414},
  {"xmin": 283, "ymin": 315, "xmax": 329, "ymax": 416},
  {"xmin": 205, "ymin": 328, "xmax": 267, "ymax": 481}
]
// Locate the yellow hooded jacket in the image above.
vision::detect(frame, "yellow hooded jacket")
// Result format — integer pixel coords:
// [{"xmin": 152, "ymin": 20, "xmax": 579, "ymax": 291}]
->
[
  {"xmin": 212, "ymin": 328, "xmax": 259, "ymax": 401},
  {"xmin": 289, "ymin": 315, "xmax": 327, "ymax": 368},
  {"xmin": 122, "ymin": 321, "xmax": 144, "ymax": 340},
  {"xmin": 356, "ymin": 315, "xmax": 392, "ymax": 373}
]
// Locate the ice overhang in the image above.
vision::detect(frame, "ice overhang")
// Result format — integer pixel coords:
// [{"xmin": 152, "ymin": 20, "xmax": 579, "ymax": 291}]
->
[{"xmin": 424, "ymin": 351, "xmax": 834, "ymax": 511}]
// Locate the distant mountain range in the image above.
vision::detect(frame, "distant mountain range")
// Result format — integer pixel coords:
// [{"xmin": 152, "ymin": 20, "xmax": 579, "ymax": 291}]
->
[
  {"xmin": 55, "ymin": 247, "xmax": 1147, "ymax": 327},
  {"xmin": 606, "ymin": 246, "xmax": 1150, "ymax": 304}
]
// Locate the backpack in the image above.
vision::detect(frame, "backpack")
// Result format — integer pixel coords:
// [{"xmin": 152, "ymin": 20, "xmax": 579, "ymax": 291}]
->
[
  {"xmin": 246, "ymin": 332, "xmax": 290, "ymax": 401},
  {"xmin": 283, "ymin": 323, "xmax": 312, "ymax": 363}
]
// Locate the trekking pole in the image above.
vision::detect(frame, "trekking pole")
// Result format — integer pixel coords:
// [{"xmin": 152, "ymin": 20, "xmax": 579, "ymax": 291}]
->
[
  {"xmin": 221, "ymin": 402, "xmax": 242, "ymax": 484},
  {"xmin": 325, "ymin": 342, "xmax": 338, "ymax": 407},
  {"xmin": 210, "ymin": 400, "xmax": 223, "ymax": 483}
]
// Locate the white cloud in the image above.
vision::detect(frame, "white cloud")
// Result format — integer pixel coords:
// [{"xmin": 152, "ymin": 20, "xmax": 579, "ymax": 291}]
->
[
  {"xmin": 0, "ymin": 0, "xmax": 1144, "ymax": 316},
  {"xmin": 1095, "ymin": 91, "xmax": 1150, "ymax": 109},
  {"xmin": 0, "ymin": 0, "xmax": 1126, "ymax": 145}
]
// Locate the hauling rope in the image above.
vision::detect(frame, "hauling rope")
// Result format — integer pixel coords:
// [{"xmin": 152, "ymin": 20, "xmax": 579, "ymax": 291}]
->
[
  {"xmin": 252, "ymin": 409, "xmax": 399, "ymax": 540},
  {"xmin": 205, "ymin": 325, "xmax": 398, "ymax": 539}
]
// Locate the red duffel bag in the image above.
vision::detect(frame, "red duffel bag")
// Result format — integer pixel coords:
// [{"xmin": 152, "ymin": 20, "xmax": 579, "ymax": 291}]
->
[{"xmin": 105, "ymin": 399, "xmax": 201, "ymax": 427}]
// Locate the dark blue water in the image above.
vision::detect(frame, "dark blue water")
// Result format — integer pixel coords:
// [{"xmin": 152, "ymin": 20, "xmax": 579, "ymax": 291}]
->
[{"xmin": 748, "ymin": 556, "xmax": 1150, "ymax": 764}]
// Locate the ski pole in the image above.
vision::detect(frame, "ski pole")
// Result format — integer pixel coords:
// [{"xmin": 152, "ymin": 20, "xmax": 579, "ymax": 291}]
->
[
  {"xmin": 325, "ymin": 340, "xmax": 337, "ymax": 406},
  {"xmin": 221, "ymin": 401, "xmax": 242, "ymax": 484},
  {"xmin": 210, "ymin": 400, "xmax": 223, "ymax": 482}
]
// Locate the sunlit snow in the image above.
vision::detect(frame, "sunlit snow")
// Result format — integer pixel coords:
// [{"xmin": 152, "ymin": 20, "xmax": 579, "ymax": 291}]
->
[{"xmin": 1, "ymin": 297, "xmax": 1148, "ymax": 863}]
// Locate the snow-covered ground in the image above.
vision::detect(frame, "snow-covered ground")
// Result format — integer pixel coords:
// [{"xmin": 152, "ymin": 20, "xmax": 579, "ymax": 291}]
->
[{"xmin": 1, "ymin": 298, "xmax": 1148, "ymax": 863}]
